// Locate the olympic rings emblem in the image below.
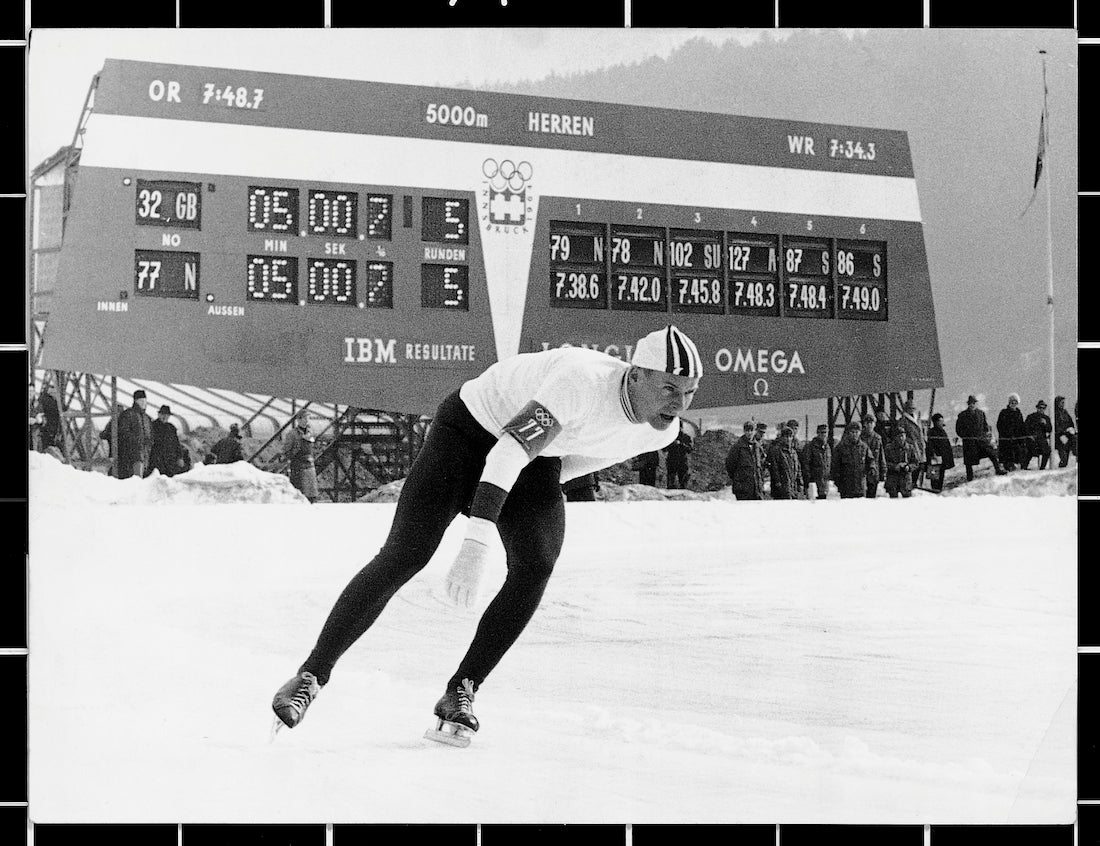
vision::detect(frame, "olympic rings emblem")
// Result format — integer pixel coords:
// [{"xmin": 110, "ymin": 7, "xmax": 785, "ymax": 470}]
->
[
  {"xmin": 482, "ymin": 158, "xmax": 533, "ymax": 193},
  {"xmin": 533, "ymin": 406, "xmax": 555, "ymax": 428}
]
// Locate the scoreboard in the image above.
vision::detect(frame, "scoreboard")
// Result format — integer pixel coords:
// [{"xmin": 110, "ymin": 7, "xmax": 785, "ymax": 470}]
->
[{"xmin": 41, "ymin": 59, "xmax": 942, "ymax": 414}]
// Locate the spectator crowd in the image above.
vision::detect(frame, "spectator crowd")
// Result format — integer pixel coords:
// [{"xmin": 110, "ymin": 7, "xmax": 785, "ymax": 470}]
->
[
  {"xmin": 32, "ymin": 385, "xmax": 1078, "ymax": 504},
  {"xmin": 713, "ymin": 393, "xmax": 1077, "ymax": 501}
]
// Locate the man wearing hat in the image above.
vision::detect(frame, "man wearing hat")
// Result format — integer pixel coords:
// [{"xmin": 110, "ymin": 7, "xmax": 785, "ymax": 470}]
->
[
  {"xmin": 754, "ymin": 421, "xmax": 770, "ymax": 478},
  {"xmin": 955, "ymin": 395, "xmax": 1006, "ymax": 481},
  {"xmin": 1023, "ymin": 400, "xmax": 1053, "ymax": 470},
  {"xmin": 766, "ymin": 425, "xmax": 803, "ymax": 500},
  {"xmin": 996, "ymin": 394, "xmax": 1027, "ymax": 472},
  {"xmin": 117, "ymin": 389, "xmax": 153, "ymax": 479},
  {"xmin": 925, "ymin": 412, "xmax": 955, "ymax": 491},
  {"xmin": 210, "ymin": 422, "xmax": 245, "ymax": 465},
  {"xmin": 859, "ymin": 413, "xmax": 886, "ymax": 499},
  {"xmin": 147, "ymin": 404, "xmax": 185, "ymax": 478},
  {"xmin": 899, "ymin": 398, "xmax": 926, "ymax": 489},
  {"xmin": 725, "ymin": 421, "xmax": 765, "ymax": 500},
  {"xmin": 1053, "ymin": 396, "xmax": 1076, "ymax": 468},
  {"xmin": 831, "ymin": 420, "xmax": 874, "ymax": 499},
  {"xmin": 272, "ymin": 325, "xmax": 703, "ymax": 745},
  {"xmin": 283, "ymin": 410, "xmax": 319, "ymax": 503},
  {"xmin": 802, "ymin": 423, "xmax": 832, "ymax": 499}
]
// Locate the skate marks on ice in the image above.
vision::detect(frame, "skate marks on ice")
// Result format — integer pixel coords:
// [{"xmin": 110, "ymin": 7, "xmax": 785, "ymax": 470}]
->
[{"xmin": 28, "ymin": 497, "xmax": 1076, "ymax": 822}]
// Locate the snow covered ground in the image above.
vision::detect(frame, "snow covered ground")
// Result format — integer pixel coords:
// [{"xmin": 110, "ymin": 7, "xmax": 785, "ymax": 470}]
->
[{"xmin": 27, "ymin": 454, "xmax": 1077, "ymax": 825}]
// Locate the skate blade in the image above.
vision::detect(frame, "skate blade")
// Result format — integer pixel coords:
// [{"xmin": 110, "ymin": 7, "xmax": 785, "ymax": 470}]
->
[
  {"xmin": 270, "ymin": 716, "xmax": 287, "ymax": 742},
  {"xmin": 424, "ymin": 721, "xmax": 473, "ymax": 748}
]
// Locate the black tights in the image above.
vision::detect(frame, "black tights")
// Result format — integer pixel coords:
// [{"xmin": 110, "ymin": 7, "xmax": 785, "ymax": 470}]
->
[{"xmin": 300, "ymin": 391, "xmax": 565, "ymax": 691}]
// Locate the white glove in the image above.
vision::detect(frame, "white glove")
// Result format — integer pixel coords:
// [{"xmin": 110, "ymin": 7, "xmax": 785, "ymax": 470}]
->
[{"xmin": 445, "ymin": 537, "xmax": 490, "ymax": 608}]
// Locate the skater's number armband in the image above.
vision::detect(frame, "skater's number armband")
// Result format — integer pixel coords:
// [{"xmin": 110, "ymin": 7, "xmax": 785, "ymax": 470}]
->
[{"xmin": 501, "ymin": 400, "xmax": 562, "ymax": 458}]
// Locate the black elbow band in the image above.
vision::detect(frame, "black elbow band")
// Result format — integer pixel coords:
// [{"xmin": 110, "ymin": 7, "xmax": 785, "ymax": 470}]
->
[{"xmin": 470, "ymin": 481, "xmax": 508, "ymax": 523}]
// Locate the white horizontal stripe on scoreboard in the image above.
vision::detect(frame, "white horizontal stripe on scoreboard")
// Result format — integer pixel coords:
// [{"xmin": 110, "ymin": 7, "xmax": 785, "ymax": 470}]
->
[{"xmin": 80, "ymin": 114, "xmax": 923, "ymax": 223}]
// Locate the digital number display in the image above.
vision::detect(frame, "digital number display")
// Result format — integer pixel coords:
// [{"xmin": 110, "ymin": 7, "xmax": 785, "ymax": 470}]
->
[
  {"xmin": 672, "ymin": 275, "xmax": 723, "ymax": 314},
  {"xmin": 612, "ymin": 272, "xmax": 665, "ymax": 311},
  {"xmin": 838, "ymin": 282, "xmax": 886, "ymax": 320},
  {"xmin": 727, "ymin": 234, "xmax": 778, "ymax": 276},
  {"xmin": 366, "ymin": 195, "xmax": 393, "ymax": 239},
  {"xmin": 307, "ymin": 190, "xmax": 357, "ymax": 237},
  {"xmin": 422, "ymin": 263, "xmax": 468, "ymax": 310},
  {"xmin": 551, "ymin": 269, "xmax": 606, "ymax": 309},
  {"xmin": 609, "ymin": 226, "xmax": 665, "ymax": 268},
  {"xmin": 836, "ymin": 240, "xmax": 886, "ymax": 320},
  {"xmin": 550, "ymin": 221, "xmax": 605, "ymax": 264},
  {"xmin": 364, "ymin": 262, "xmax": 394, "ymax": 308},
  {"xmin": 134, "ymin": 250, "xmax": 200, "ymax": 299},
  {"xmin": 135, "ymin": 180, "xmax": 202, "ymax": 229},
  {"xmin": 550, "ymin": 221, "xmax": 606, "ymax": 310},
  {"xmin": 828, "ymin": 138, "xmax": 877, "ymax": 161},
  {"xmin": 668, "ymin": 230, "xmax": 722, "ymax": 271},
  {"xmin": 727, "ymin": 233, "xmax": 779, "ymax": 316},
  {"xmin": 835, "ymin": 242, "xmax": 885, "ymax": 280},
  {"xmin": 730, "ymin": 278, "xmax": 779, "ymax": 312},
  {"xmin": 785, "ymin": 281, "xmax": 832, "ymax": 317},
  {"xmin": 202, "ymin": 83, "xmax": 265, "ymax": 110},
  {"xmin": 307, "ymin": 259, "xmax": 356, "ymax": 305},
  {"xmin": 248, "ymin": 186, "xmax": 298, "ymax": 232},
  {"xmin": 246, "ymin": 255, "xmax": 298, "ymax": 302},
  {"xmin": 783, "ymin": 239, "xmax": 831, "ymax": 277},
  {"xmin": 422, "ymin": 197, "xmax": 469, "ymax": 244}
]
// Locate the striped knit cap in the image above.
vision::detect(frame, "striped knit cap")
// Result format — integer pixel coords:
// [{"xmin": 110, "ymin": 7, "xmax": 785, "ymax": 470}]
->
[{"xmin": 630, "ymin": 325, "xmax": 703, "ymax": 378}]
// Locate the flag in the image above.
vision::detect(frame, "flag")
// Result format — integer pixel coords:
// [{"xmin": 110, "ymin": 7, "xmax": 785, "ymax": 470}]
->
[
  {"xmin": 1021, "ymin": 69, "xmax": 1049, "ymax": 218},
  {"xmin": 1033, "ymin": 108, "xmax": 1047, "ymax": 190}
]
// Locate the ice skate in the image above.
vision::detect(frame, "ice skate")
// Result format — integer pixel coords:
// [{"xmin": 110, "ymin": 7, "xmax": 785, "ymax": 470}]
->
[
  {"xmin": 271, "ymin": 671, "xmax": 320, "ymax": 737},
  {"xmin": 424, "ymin": 678, "xmax": 478, "ymax": 747}
]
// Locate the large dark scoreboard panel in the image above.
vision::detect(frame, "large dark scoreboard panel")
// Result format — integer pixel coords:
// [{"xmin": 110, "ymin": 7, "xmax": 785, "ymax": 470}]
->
[{"xmin": 41, "ymin": 59, "xmax": 943, "ymax": 414}]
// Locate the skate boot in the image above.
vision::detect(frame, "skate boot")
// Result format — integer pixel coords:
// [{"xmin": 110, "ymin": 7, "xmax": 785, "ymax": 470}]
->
[
  {"xmin": 424, "ymin": 678, "xmax": 478, "ymax": 747},
  {"xmin": 271, "ymin": 671, "xmax": 321, "ymax": 737}
]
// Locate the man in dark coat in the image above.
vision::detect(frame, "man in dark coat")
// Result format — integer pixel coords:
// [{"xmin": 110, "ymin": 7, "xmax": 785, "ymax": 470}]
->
[
  {"xmin": 955, "ymin": 395, "xmax": 1005, "ymax": 481},
  {"xmin": 802, "ymin": 423, "xmax": 831, "ymax": 499},
  {"xmin": 725, "ymin": 421, "xmax": 765, "ymax": 501},
  {"xmin": 636, "ymin": 450, "xmax": 659, "ymax": 486},
  {"xmin": 36, "ymin": 387, "xmax": 61, "ymax": 452},
  {"xmin": 562, "ymin": 473, "xmax": 599, "ymax": 501},
  {"xmin": 884, "ymin": 428, "xmax": 921, "ymax": 498},
  {"xmin": 210, "ymin": 423, "xmax": 246, "ymax": 464},
  {"xmin": 925, "ymin": 413, "xmax": 955, "ymax": 491},
  {"xmin": 786, "ymin": 419, "xmax": 802, "ymax": 456},
  {"xmin": 874, "ymin": 409, "xmax": 894, "ymax": 443},
  {"xmin": 147, "ymin": 404, "xmax": 184, "ymax": 477},
  {"xmin": 1023, "ymin": 400, "xmax": 1052, "ymax": 470},
  {"xmin": 766, "ymin": 426, "xmax": 804, "ymax": 500},
  {"xmin": 900, "ymin": 399, "xmax": 926, "ymax": 488},
  {"xmin": 860, "ymin": 413, "xmax": 886, "ymax": 499},
  {"xmin": 284, "ymin": 411, "xmax": 319, "ymax": 502},
  {"xmin": 831, "ymin": 421, "xmax": 873, "ymax": 499},
  {"xmin": 1054, "ymin": 395, "xmax": 1076, "ymax": 468},
  {"xmin": 996, "ymin": 394, "xmax": 1027, "ymax": 472},
  {"xmin": 117, "ymin": 390, "xmax": 153, "ymax": 479},
  {"xmin": 664, "ymin": 423, "xmax": 693, "ymax": 490}
]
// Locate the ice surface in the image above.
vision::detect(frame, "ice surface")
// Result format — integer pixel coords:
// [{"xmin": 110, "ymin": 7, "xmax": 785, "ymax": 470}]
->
[{"xmin": 27, "ymin": 453, "xmax": 1076, "ymax": 824}]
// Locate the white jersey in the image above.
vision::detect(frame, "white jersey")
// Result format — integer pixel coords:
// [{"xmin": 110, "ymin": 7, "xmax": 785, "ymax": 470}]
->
[{"xmin": 460, "ymin": 347, "xmax": 679, "ymax": 482}]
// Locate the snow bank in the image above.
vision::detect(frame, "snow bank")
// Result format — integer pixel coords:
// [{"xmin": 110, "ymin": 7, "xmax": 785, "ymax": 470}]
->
[
  {"xmin": 941, "ymin": 466, "xmax": 1077, "ymax": 497},
  {"xmin": 28, "ymin": 451, "xmax": 308, "ymax": 506}
]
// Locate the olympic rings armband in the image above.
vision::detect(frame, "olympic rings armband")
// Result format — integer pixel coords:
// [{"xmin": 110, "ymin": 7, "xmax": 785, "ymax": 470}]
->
[{"xmin": 501, "ymin": 400, "xmax": 562, "ymax": 458}]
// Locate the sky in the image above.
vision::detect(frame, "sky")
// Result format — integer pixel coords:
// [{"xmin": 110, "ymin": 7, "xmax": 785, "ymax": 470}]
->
[
  {"xmin": 27, "ymin": 453, "xmax": 1077, "ymax": 825},
  {"xmin": 26, "ymin": 28, "xmax": 1077, "ymax": 434}
]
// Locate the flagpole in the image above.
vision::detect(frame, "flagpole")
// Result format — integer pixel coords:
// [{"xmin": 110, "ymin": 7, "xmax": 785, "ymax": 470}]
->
[{"xmin": 1041, "ymin": 50, "xmax": 1055, "ymax": 458}]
